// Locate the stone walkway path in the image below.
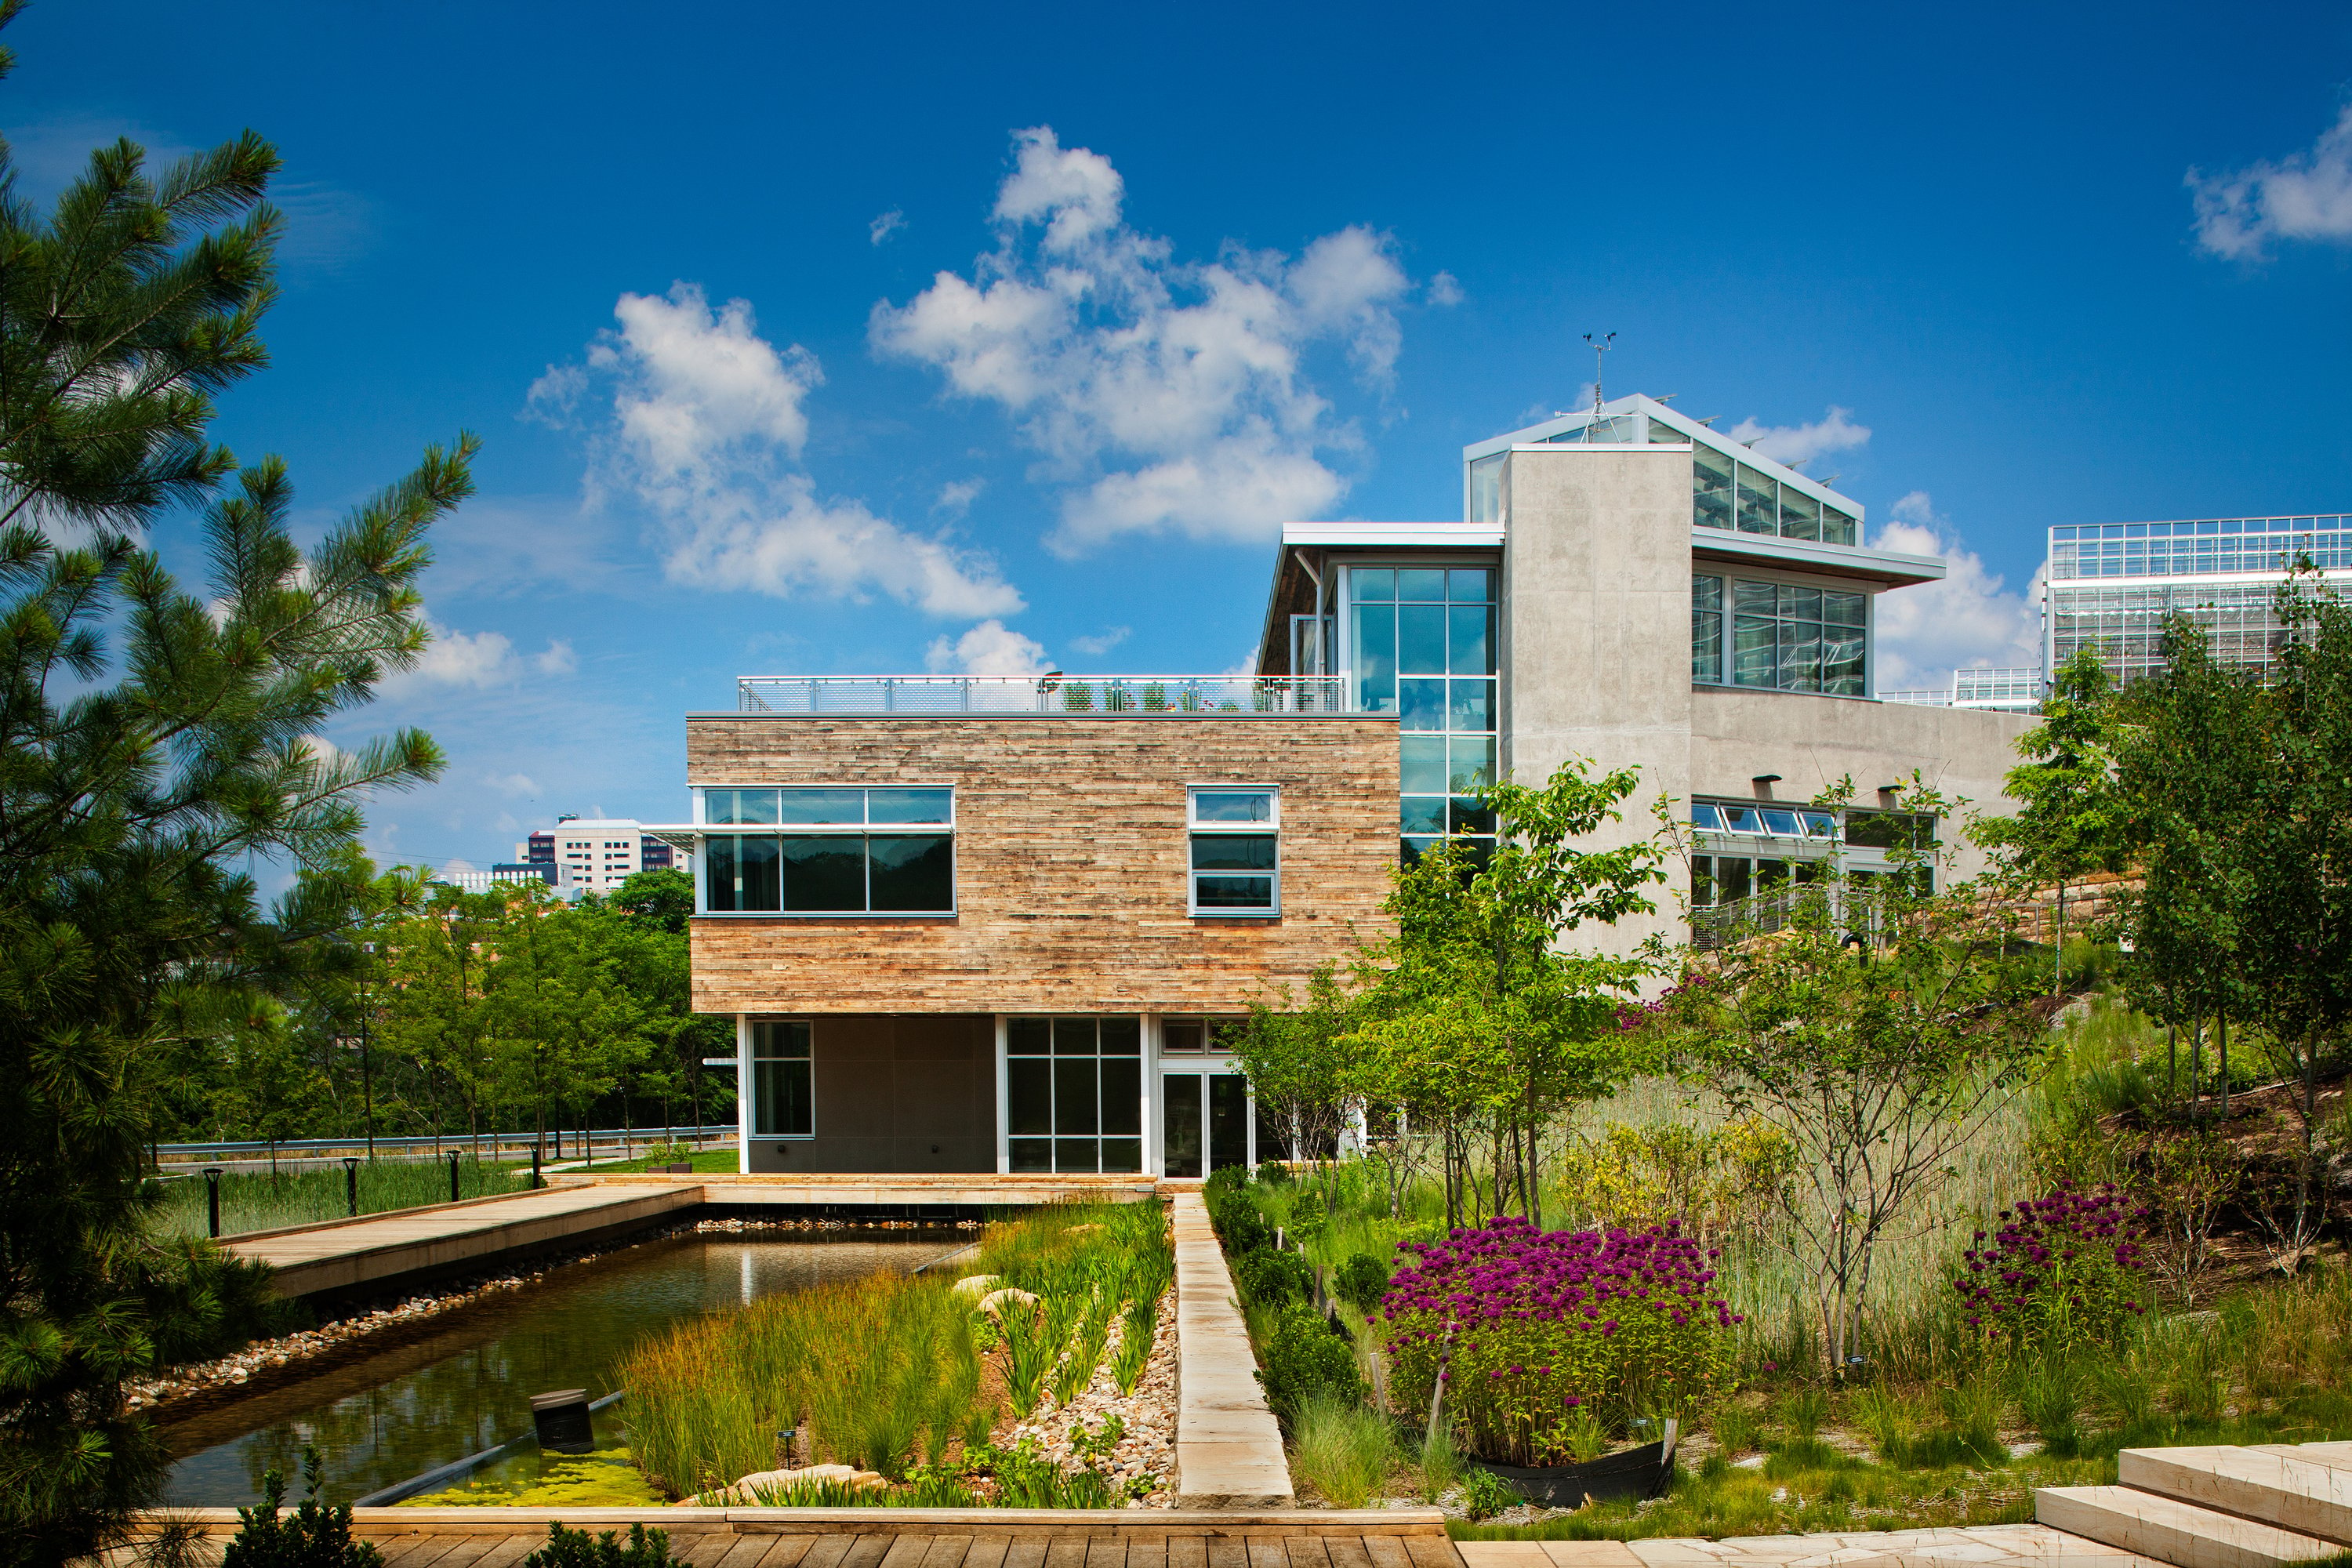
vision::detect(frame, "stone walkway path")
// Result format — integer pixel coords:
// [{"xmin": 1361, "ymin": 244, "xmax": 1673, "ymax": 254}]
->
[{"xmin": 1457, "ymin": 1523, "xmax": 2162, "ymax": 1568}]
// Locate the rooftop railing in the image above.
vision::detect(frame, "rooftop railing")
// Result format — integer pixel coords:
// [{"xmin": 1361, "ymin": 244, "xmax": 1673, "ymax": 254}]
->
[
  {"xmin": 736, "ymin": 673, "xmax": 1349, "ymax": 716},
  {"xmin": 1881, "ymin": 667, "xmax": 2044, "ymax": 711}
]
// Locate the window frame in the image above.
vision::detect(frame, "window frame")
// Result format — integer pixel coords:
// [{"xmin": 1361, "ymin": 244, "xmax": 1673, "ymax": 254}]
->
[
  {"xmin": 750, "ymin": 1018, "xmax": 815, "ymax": 1140},
  {"xmin": 693, "ymin": 785, "xmax": 957, "ymax": 919},
  {"xmin": 1691, "ymin": 564, "xmax": 1875, "ymax": 699},
  {"xmin": 1187, "ymin": 784, "xmax": 1282, "ymax": 918}
]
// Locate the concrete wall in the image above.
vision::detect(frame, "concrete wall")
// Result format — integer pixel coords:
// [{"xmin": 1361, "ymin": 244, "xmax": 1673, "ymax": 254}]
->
[
  {"xmin": 1498, "ymin": 445, "xmax": 1700, "ymax": 958},
  {"xmin": 1690, "ymin": 688, "xmax": 2032, "ymax": 884},
  {"xmin": 749, "ymin": 1013, "xmax": 996, "ymax": 1174},
  {"xmin": 1497, "ymin": 443, "xmax": 2036, "ymax": 959}
]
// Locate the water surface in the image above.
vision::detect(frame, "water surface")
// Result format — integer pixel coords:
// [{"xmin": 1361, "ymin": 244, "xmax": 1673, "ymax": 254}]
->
[{"xmin": 159, "ymin": 1232, "xmax": 959, "ymax": 1505}]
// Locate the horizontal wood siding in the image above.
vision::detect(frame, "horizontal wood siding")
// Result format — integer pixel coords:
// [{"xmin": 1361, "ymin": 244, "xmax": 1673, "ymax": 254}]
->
[{"xmin": 688, "ymin": 717, "xmax": 1399, "ymax": 1014}]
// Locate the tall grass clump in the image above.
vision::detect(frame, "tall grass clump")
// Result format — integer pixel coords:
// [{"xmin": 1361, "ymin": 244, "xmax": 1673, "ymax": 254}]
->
[
  {"xmin": 623, "ymin": 1270, "xmax": 979, "ymax": 1494},
  {"xmin": 1287, "ymin": 1397, "xmax": 1399, "ymax": 1506}
]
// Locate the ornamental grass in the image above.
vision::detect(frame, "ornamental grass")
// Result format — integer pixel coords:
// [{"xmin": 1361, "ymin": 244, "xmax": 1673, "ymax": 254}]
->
[
  {"xmin": 1381, "ymin": 1215, "xmax": 1740, "ymax": 1465},
  {"xmin": 622, "ymin": 1200, "xmax": 1172, "ymax": 1500}
]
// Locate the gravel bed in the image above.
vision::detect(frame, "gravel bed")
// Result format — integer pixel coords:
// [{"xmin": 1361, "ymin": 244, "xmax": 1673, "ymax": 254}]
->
[{"xmin": 996, "ymin": 1285, "xmax": 1180, "ymax": 1506}]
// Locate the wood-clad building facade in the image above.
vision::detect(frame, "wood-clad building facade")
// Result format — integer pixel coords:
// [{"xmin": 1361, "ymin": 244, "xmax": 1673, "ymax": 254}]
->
[{"xmin": 675, "ymin": 711, "xmax": 1398, "ymax": 1177}]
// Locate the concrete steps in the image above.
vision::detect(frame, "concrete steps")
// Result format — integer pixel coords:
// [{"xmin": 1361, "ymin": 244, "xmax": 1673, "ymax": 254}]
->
[{"xmin": 2037, "ymin": 1440, "xmax": 2352, "ymax": 1568}]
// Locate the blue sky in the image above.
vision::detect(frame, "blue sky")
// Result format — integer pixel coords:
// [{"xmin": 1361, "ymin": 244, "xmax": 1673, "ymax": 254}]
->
[{"xmin": 14, "ymin": 1, "xmax": 2352, "ymax": 870}]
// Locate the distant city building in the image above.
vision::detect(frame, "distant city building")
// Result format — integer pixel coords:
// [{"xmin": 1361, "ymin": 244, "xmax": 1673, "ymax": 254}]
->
[
  {"xmin": 431, "ymin": 862, "xmax": 572, "ymax": 896},
  {"xmin": 2045, "ymin": 514, "xmax": 2352, "ymax": 688},
  {"xmin": 514, "ymin": 815, "xmax": 662, "ymax": 893}
]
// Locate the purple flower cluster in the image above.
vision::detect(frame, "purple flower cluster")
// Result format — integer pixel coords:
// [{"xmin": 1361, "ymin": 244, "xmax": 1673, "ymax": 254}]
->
[
  {"xmin": 1380, "ymin": 1216, "xmax": 1742, "ymax": 1463},
  {"xmin": 1955, "ymin": 1181, "xmax": 2151, "ymax": 1335},
  {"xmin": 1382, "ymin": 1214, "xmax": 1737, "ymax": 1334}
]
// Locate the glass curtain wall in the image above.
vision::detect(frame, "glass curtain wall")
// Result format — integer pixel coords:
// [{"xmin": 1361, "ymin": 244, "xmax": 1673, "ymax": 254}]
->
[
  {"xmin": 1007, "ymin": 1018, "xmax": 1142, "ymax": 1173},
  {"xmin": 1691, "ymin": 575, "xmax": 1867, "ymax": 696},
  {"xmin": 1690, "ymin": 443, "xmax": 1857, "ymax": 545},
  {"xmin": 1348, "ymin": 564, "xmax": 1499, "ymax": 863}
]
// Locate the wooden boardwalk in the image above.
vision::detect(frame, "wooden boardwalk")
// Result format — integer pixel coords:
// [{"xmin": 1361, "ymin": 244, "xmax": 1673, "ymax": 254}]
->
[
  {"xmin": 227, "ymin": 1174, "xmax": 1166, "ymax": 1300},
  {"xmin": 224, "ymin": 1181, "xmax": 702, "ymax": 1298},
  {"xmin": 119, "ymin": 1508, "xmax": 1464, "ymax": 1568}
]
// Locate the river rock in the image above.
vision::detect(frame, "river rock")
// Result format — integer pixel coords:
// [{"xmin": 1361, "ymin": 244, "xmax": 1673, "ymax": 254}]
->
[
  {"xmin": 705, "ymin": 1463, "xmax": 887, "ymax": 1503},
  {"xmin": 978, "ymin": 1287, "xmax": 1038, "ymax": 1318},
  {"xmin": 949, "ymin": 1274, "xmax": 1000, "ymax": 1300}
]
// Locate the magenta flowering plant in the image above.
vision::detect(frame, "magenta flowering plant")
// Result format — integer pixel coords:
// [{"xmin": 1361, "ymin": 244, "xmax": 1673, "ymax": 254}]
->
[
  {"xmin": 1379, "ymin": 1216, "xmax": 1740, "ymax": 1465},
  {"xmin": 1955, "ymin": 1181, "xmax": 2151, "ymax": 1352}
]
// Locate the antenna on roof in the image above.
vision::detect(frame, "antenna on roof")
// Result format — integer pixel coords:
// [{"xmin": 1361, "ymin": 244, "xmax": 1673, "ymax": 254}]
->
[{"xmin": 1582, "ymin": 332, "xmax": 1616, "ymax": 426}]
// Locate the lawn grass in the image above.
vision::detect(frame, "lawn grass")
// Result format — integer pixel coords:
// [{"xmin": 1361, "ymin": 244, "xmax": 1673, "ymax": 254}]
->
[
  {"xmin": 574, "ymin": 1145, "xmax": 739, "ymax": 1174},
  {"xmin": 146, "ymin": 1157, "xmax": 532, "ymax": 1239}
]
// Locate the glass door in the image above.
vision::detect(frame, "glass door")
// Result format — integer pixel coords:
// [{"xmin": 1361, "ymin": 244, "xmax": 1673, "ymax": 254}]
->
[{"xmin": 1160, "ymin": 1071, "xmax": 1250, "ymax": 1176}]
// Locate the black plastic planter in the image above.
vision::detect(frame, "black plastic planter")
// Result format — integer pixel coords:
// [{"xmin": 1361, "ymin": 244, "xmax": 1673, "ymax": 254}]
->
[{"xmin": 1473, "ymin": 1417, "xmax": 1679, "ymax": 1508}]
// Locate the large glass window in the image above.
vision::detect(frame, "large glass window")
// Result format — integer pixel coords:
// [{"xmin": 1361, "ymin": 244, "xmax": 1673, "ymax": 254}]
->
[
  {"xmin": 1007, "ymin": 1018, "xmax": 1142, "ymax": 1174},
  {"xmin": 752, "ymin": 1020, "xmax": 813, "ymax": 1138},
  {"xmin": 1724, "ymin": 582, "xmax": 1868, "ymax": 695},
  {"xmin": 1686, "ymin": 442, "xmax": 1858, "ymax": 546},
  {"xmin": 1189, "ymin": 787, "xmax": 1279, "ymax": 913},
  {"xmin": 1692, "ymin": 575, "xmax": 1723, "ymax": 682},
  {"xmin": 699, "ymin": 787, "xmax": 953, "ymax": 914},
  {"xmin": 1352, "ymin": 564, "xmax": 1499, "ymax": 865},
  {"xmin": 1693, "ymin": 446, "xmax": 1735, "ymax": 531}
]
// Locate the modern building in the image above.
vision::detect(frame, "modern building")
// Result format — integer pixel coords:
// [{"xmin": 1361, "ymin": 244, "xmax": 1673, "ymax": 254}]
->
[
  {"xmin": 1880, "ymin": 668, "xmax": 2045, "ymax": 711},
  {"xmin": 653, "ymin": 391, "xmax": 2035, "ymax": 1178},
  {"xmin": 2044, "ymin": 514, "xmax": 2352, "ymax": 688},
  {"xmin": 517, "ymin": 816, "xmax": 672, "ymax": 894},
  {"xmin": 430, "ymin": 862, "xmax": 574, "ymax": 896}
]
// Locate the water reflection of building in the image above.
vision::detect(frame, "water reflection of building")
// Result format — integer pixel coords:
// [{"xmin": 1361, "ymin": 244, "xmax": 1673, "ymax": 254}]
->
[{"xmin": 647, "ymin": 393, "xmax": 2031, "ymax": 1180}]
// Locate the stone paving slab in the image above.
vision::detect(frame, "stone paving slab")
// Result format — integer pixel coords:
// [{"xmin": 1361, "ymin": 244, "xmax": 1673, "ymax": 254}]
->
[
  {"xmin": 1171, "ymin": 1192, "xmax": 1293, "ymax": 1508},
  {"xmin": 1454, "ymin": 1525, "xmax": 2161, "ymax": 1568}
]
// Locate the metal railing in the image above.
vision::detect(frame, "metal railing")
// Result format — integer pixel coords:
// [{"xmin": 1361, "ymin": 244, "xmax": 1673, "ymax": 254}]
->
[
  {"xmin": 1882, "ymin": 667, "xmax": 2043, "ymax": 711},
  {"xmin": 153, "ymin": 1124, "xmax": 734, "ymax": 1167},
  {"xmin": 737, "ymin": 673, "xmax": 1348, "ymax": 716}
]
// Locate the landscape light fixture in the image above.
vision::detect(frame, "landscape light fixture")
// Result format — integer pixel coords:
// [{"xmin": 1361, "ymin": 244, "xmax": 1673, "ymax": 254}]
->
[
  {"xmin": 341, "ymin": 1155, "xmax": 361, "ymax": 1217},
  {"xmin": 203, "ymin": 1166, "xmax": 224, "ymax": 1239}
]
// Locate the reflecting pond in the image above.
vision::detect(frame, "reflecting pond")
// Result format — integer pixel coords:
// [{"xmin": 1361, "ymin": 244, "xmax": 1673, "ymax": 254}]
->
[{"xmin": 159, "ymin": 1231, "xmax": 961, "ymax": 1505}]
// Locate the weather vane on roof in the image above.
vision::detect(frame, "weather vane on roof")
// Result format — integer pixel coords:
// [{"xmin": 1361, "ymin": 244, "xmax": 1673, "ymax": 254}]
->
[{"xmin": 1583, "ymin": 332, "xmax": 1616, "ymax": 423}]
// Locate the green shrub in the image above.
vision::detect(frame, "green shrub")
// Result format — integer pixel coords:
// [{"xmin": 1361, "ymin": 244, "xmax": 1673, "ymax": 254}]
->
[
  {"xmin": 520, "ymin": 1523, "xmax": 676, "ymax": 1568},
  {"xmin": 1335, "ymin": 1253, "xmax": 1391, "ymax": 1314},
  {"xmin": 1457, "ymin": 1465, "xmax": 1519, "ymax": 1519},
  {"xmin": 1234, "ymin": 1248, "xmax": 1312, "ymax": 1308},
  {"xmin": 1206, "ymin": 1183, "xmax": 1272, "ymax": 1255},
  {"xmin": 1260, "ymin": 1301, "xmax": 1367, "ymax": 1420},
  {"xmin": 222, "ymin": 1449, "xmax": 383, "ymax": 1568},
  {"xmin": 1257, "ymin": 1159, "xmax": 1291, "ymax": 1185}
]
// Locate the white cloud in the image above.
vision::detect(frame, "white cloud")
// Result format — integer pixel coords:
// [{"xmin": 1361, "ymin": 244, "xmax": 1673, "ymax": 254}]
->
[
  {"xmin": 1869, "ymin": 492, "xmax": 2042, "ymax": 690},
  {"xmin": 1427, "ymin": 270, "xmax": 1464, "ymax": 307},
  {"xmin": 870, "ymin": 209, "xmax": 907, "ymax": 245},
  {"xmin": 1067, "ymin": 626, "xmax": 1131, "ymax": 656},
  {"xmin": 873, "ymin": 125, "xmax": 1411, "ymax": 556},
  {"xmin": 551, "ymin": 282, "xmax": 1022, "ymax": 619},
  {"xmin": 925, "ymin": 618, "xmax": 1051, "ymax": 675},
  {"xmin": 385, "ymin": 620, "xmax": 577, "ymax": 694},
  {"xmin": 934, "ymin": 478, "xmax": 984, "ymax": 517},
  {"xmin": 485, "ymin": 771, "xmax": 542, "ymax": 798},
  {"xmin": 2190, "ymin": 103, "xmax": 2352, "ymax": 259},
  {"xmin": 1728, "ymin": 406, "xmax": 1871, "ymax": 468}
]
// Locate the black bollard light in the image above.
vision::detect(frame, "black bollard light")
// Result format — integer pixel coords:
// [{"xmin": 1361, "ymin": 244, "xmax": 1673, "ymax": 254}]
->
[
  {"xmin": 203, "ymin": 1166, "xmax": 224, "ymax": 1240},
  {"xmin": 342, "ymin": 1155, "xmax": 360, "ymax": 1217},
  {"xmin": 531, "ymin": 1142, "xmax": 543, "ymax": 1191},
  {"xmin": 448, "ymin": 1149, "xmax": 462, "ymax": 1203}
]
